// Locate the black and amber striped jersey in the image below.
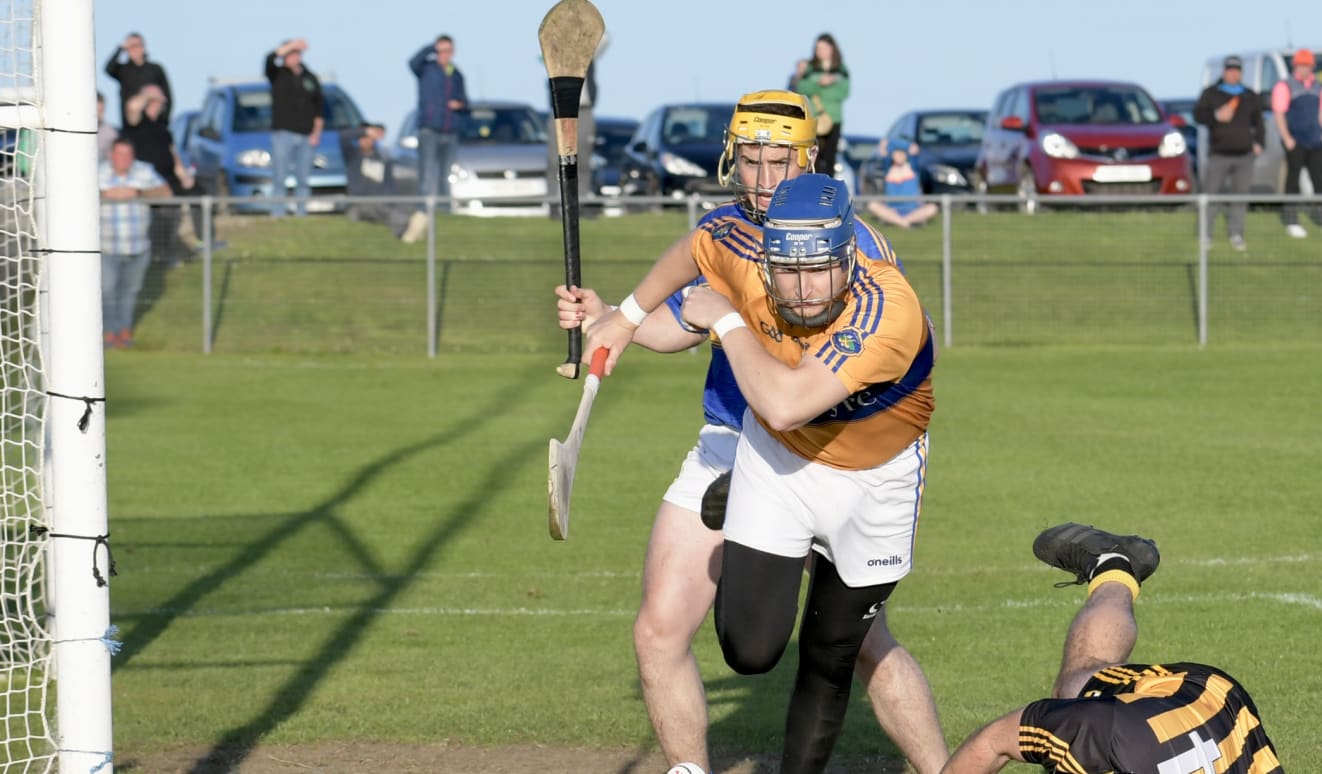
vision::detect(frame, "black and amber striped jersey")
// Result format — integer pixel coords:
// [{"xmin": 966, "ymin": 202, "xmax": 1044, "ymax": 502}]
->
[{"xmin": 1019, "ymin": 662, "xmax": 1282, "ymax": 774}]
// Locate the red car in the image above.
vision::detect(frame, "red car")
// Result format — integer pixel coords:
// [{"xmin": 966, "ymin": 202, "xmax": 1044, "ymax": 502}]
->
[{"xmin": 974, "ymin": 79, "xmax": 1193, "ymax": 211}]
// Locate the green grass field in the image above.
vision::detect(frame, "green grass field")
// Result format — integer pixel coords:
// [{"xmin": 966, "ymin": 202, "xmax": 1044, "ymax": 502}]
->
[{"xmin": 100, "ymin": 210, "xmax": 1321, "ymax": 771}]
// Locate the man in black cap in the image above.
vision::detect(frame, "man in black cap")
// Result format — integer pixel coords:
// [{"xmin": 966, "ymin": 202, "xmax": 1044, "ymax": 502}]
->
[{"xmin": 1194, "ymin": 54, "xmax": 1264, "ymax": 251}]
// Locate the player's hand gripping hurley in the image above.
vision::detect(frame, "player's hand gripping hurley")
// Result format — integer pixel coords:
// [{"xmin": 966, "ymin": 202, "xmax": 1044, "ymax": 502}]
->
[
  {"xmin": 548, "ymin": 347, "xmax": 608, "ymax": 540},
  {"xmin": 538, "ymin": 0, "xmax": 604, "ymax": 379}
]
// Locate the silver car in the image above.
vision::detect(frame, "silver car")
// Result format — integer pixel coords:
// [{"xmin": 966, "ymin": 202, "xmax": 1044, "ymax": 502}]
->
[{"xmin": 393, "ymin": 101, "xmax": 549, "ymax": 216}]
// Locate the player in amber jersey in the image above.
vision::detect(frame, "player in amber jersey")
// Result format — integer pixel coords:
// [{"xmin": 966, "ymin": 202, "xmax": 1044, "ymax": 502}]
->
[
  {"xmin": 590, "ymin": 172, "xmax": 942, "ymax": 773},
  {"xmin": 942, "ymin": 522, "xmax": 1282, "ymax": 774}
]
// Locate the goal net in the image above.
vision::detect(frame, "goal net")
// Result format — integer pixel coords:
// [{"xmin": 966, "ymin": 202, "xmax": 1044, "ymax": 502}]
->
[{"xmin": 2, "ymin": 0, "xmax": 111, "ymax": 770}]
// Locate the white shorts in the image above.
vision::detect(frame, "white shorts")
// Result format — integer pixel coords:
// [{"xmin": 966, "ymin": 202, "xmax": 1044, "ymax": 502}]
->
[
  {"xmin": 724, "ymin": 410, "xmax": 929, "ymax": 587},
  {"xmin": 661, "ymin": 423, "xmax": 740, "ymax": 513}
]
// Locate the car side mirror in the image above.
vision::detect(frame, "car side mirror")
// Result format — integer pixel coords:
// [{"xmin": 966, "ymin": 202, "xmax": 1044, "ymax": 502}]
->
[
  {"xmin": 631, "ymin": 140, "xmax": 648, "ymax": 154},
  {"xmin": 1000, "ymin": 116, "xmax": 1025, "ymax": 132}
]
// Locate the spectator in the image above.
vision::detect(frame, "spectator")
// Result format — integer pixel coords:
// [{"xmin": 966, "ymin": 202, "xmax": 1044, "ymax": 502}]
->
[
  {"xmin": 99, "ymin": 137, "xmax": 170, "ymax": 349},
  {"xmin": 96, "ymin": 91, "xmax": 117, "ymax": 162},
  {"xmin": 405, "ymin": 34, "xmax": 468, "ymax": 241},
  {"xmin": 120, "ymin": 84, "xmax": 195, "ymax": 265},
  {"xmin": 265, "ymin": 38, "xmax": 324, "ymax": 218},
  {"xmin": 104, "ymin": 32, "xmax": 172, "ymax": 125},
  {"xmin": 867, "ymin": 144, "xmax": 938, "ymax": 229},
  {"xmin": 546, "ymin": 33, "xmax": 608, "ymax": 219},
  {"xmin": 792, "ymin": 33, "xmax": 850, "ymax": 178},
  {"xmin": 941, "ymin": 523, "xmax": 1282, "ymax": 773},
  {"xmin": 1271, "ymin": 48, "xmax": 1322, "ymax": 238},
  {"xmin": 1194, "ymin": 55, "xmax": 1264, "ymax": 251},
  {"xmin": 340, "ymin": 123, "xmax": 411, "ymax": 237}
]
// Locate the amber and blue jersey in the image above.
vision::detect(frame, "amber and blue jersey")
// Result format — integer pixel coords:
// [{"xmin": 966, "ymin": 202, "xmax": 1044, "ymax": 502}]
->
[
  {"xmin": 690, "ymin": 203, "xmax": 934, "ymax": 470},
  {"xmin": 672, "ymin": 202, "xmax": 915, "ymax": 438},
  {"xmin": 1020, "ymin": 662, "xmax": 1283, "ymax": 774}
]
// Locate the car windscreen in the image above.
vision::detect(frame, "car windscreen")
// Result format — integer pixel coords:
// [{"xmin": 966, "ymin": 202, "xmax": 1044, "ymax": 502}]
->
[
  {"xmin": 915, "ymin": 113, "xmax": 986, "ymax": 145},
  {"xmin": 230, "ymin": 88, "xmax": 365, "ymax": 132},
  {"xmin": 661, "ymin": 106, "xmax": 734, "ymax": 146},
  {"xmin": 1033, "ymin": 87, "xmax": 1163, "ymax": 125},
  {"xmin": 596, "ymin": 124, "xmax": 637, "ymax": 163},
  {"xmin": 459, "ymin": 107, "xmax": 546, "ymax": 144}
]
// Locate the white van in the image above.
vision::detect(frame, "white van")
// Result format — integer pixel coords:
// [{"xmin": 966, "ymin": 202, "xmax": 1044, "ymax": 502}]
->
[{"xmin": 1199, "ymin": 46, "xmax": 1321, "ymax": 192}]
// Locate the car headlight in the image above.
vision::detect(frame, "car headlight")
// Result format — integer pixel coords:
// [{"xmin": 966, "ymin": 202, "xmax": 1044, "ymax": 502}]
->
[
  {"xmin": 927, "ymin": 163, "xmax": 967, "ymax": 187},
  {"xmin": 236, "ymin": 149, "xmax": 271, "ymax": 168},
  {"xmin": 660, "ymin": 151, "xmax": 706, "ymax": 177},
  {"xmin": 314, "ymin": 153, "xmax": 329, "ymax": 169},
  {"xmin": 1158, "ymin": 130, "xmax": 1187, "ymax": 158},
  {"xmin": 1041, "ymin": 132, "xmax": 1078, "ymax": 159},
  {"xmin": 449, "ymin": 162, "xmax": 472, "ymax": 182}
]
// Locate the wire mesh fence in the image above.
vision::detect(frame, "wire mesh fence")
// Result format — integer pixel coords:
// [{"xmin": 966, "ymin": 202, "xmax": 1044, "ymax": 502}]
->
[{"xmin": 127, "ymin": 192, "xmax": 1322, "ymax": 356}]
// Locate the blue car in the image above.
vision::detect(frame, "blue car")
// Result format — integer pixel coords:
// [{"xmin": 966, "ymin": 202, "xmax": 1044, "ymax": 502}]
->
[{"xmin": 184, "ymin": 80, "xmax": 366, "ymax": 213}]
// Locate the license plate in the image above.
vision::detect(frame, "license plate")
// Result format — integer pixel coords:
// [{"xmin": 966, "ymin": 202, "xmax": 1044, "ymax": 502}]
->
[{"xmin": 1093, "ymin": 164, "xmax": 1152, "ymax": 183}]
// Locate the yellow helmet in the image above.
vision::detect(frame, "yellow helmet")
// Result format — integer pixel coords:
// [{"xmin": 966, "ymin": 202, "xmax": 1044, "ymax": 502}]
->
[{"xmin": 717, "ymin": 90, "xmax": 819, "ymax": 221}]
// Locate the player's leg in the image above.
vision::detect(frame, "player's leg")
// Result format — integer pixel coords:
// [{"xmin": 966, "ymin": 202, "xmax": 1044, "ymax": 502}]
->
[
  {"xmin": 714, "ymin": 418, "xmax": 817, "ymax": 672},
  {"xmin": 634, "ymin": 499, "xmax": 723, "ymax": 769},
  {"xmin": 1032, "ymin": 522, "xmax": 1160, "ymax": 698},
  {"xmin": 855, "ymin": 614, "xmax": 948, "ymax": 774},
  {"xmin": 634, "ymin": 424, "xmax": 737, "ymax": 769},
  {"xmin": 781, "ymin": 555, "xmax": 895, "ymax": 774}
]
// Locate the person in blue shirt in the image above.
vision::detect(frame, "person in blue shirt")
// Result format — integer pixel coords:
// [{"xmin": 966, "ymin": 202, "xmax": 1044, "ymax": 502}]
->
[
  {"xmin": 405, "ymin": 34, "xmax": 467, "ymax": 237},
  {"xmin": 867, "ymin": 144, "xmax": 938, "ymax": 229}
]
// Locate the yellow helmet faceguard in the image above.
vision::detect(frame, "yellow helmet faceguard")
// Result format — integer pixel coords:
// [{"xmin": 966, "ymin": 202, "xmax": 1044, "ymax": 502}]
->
[{"xmin": 717, "ymin": 90, "xmax": 819, "ymax": 222}]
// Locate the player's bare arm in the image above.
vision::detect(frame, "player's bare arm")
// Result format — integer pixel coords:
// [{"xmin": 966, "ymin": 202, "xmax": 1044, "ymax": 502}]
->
[
  {"xmin": 680, "ymin": 286, "xmax": 848, "ymax": 431},
  {"xmin": 585, "ymin": 230, "xmax": 700, "ymax": 374},
  {"xmin": 940, "ymin": 709, "xmax": 1025, "ymax": 774},
  {"xmin": 555, "ymin": 285, "xmax": 704, "ymax": 354}
]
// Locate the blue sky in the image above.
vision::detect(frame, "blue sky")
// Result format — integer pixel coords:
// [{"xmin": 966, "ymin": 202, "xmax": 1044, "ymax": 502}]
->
[{"xmin": 95, "ymin": 0, "xmax": 1322, "ymax": 142}]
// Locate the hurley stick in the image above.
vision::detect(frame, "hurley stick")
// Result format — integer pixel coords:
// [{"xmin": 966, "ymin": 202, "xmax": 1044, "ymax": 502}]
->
[{"xmin": 538, "ymin": 0, "xmax": 605, "ymax": 379}]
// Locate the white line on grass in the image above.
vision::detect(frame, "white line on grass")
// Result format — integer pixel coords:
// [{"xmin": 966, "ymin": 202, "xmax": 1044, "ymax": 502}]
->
[{"xmin": 114, "ymin": 591, "xmax": 1320, "ymax": 620}]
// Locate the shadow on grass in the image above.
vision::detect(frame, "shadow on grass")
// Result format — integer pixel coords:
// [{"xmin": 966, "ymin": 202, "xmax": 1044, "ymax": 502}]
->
[{"xmin": 112, "ymin": 365, "xmax": 546, "ymax": 773}]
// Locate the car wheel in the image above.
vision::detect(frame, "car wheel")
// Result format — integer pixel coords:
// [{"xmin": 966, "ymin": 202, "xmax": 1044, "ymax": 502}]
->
[{"xmin": 1017, "ymin": 165, "xmax": 1039, "ymax": 215}]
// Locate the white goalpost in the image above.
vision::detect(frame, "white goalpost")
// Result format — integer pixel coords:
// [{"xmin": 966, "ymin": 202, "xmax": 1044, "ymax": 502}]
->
[{"xmin": 1, "ymin": 0, "xmax": 112, "ymax": 770}]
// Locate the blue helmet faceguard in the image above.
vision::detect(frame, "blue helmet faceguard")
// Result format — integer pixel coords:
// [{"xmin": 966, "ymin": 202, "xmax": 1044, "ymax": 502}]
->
[{"xmin": 760, "ymin": 173, "xmax": 856, "ymax": 328}]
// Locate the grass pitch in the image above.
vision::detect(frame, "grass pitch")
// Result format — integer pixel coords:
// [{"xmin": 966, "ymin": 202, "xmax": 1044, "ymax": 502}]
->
[{"xmin": 102, "ymin": 210, "xmax": 1322, "ymax": 770}]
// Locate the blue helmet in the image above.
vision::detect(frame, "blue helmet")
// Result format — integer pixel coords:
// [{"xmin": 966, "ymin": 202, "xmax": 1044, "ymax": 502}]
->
[{"xmin": 760, "ymin": 173, "xmax": 856, "ymax": 327}]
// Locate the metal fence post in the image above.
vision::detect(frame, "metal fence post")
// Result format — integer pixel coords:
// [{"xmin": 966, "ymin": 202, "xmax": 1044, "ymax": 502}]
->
[
  {"xmin": 1197, "ymin": 194, "xmax": 1208, "ymax": 347},
  {"xmin": 941, "ymin": 194, "xmax": 953, "ymax": 349},
  {"xmin": 202, "ymin": 195, "xmax": 213, "ymax": 354},
  {"xmin": 687, "ymin": 194, "xmax": 698, "ymax": 230},
  {"xmin": 427, "ymin": 195, "xmax": 438, "ymax": 357}
]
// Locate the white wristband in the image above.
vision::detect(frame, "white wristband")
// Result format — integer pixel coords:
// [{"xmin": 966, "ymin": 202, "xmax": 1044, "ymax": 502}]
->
[
  {"xmin": 712, "ymin": 312, "xmax": 746, "ymax": 339},
  {"xmin": 618, "ymin": 293, "xmax": 648, "ymax": 326}
]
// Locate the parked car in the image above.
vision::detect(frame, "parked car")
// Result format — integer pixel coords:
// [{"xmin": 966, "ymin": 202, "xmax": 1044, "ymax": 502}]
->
[
  {"xmin": 185, "ymin": 80, "xmax": 366, "ymax": 213},
  {"xmin": 973, "ymin": 80, "xmax": 1193, "ymax": 212},
  {"xmin": 1199, "ymin": 47, "xmax": 1321, "ymax": 193},
  {"xmin": 838, "ymin": 133, "xmax": 879, "ymax": 193},
  {"xmin": 591, "ymin": 116, "xmax": 640, "ymax": 198},
  {"xmin": 392, "ymin": 101, "xmax": 549, "ymax": 216},
  {"xmin": 859, "ymin": 109, "xmax": 987, "ymax": 196},
  {"xmin": 1159, "ymin": 98, "xmax": 1199, "ymax": 187},
  {"xmin": 168, "ymin": 109, "xmax": 200, "ymax": 170},
  {"xmin": 618, "ymin": 102, "xmax": 735, "ymax": 206}
]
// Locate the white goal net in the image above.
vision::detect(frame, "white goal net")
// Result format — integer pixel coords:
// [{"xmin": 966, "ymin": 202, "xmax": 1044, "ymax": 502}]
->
[
  {"xmin": 2, "ymin": 0, "xmax": 111, "ymax": 771},
  {"xmin": 0, "ymin": 0, "xmax": 54, "ymax": 768}
]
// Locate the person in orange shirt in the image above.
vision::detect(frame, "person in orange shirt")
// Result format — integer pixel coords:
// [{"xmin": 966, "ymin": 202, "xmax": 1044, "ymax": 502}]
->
[
  {"xmin": 586, "ymin": 171, "xmax": 939, "ymax": 773},
  {"xmin": 1270, "ymin": 48, "xmax": 1322, "ymax": 238}
]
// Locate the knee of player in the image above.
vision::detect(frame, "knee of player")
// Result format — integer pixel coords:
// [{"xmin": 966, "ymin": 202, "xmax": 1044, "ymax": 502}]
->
[{"xmin": 718, "ymin": 631, "xmax": 786, "ymax": 675}]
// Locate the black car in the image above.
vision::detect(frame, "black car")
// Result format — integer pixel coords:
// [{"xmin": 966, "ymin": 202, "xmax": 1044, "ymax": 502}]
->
[
  {"xmin": 591, "ymin": 116, "xmax": 640, "ymax": 197},
  {"xmin": 619, "ymin": 102, "xmax": 736, "ymax": 206},
  {"xmin": 859, "ymin": 109, "xmax": 988, "ymax": 195},
  {"xmin": 1160, "ymin": 98, "xmax": 1200, "ymax": 187}
]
